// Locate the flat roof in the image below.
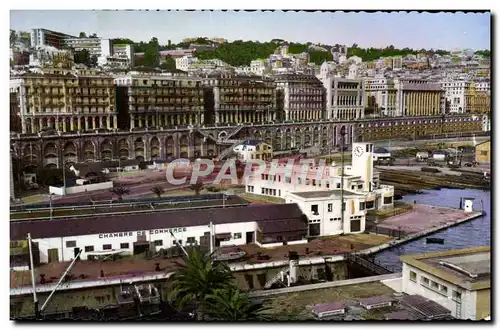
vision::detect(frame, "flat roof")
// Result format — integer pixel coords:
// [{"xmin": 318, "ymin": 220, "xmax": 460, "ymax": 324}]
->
[
  {"xmin": 289, "ymin": 190, "xmax": 363, "ymax": 199},
  {"xmin": 400, "ymin": 246, "xmax": 490, "ymax": 290}
]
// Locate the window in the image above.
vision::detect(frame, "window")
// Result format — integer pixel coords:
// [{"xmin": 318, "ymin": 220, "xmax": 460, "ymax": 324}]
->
[
  {"xmin": 234, "ymin": 233, "xmax": 242, "ymax": 239},
  {"xmin": 452, "ymin": 290, "xmax": 462, "ymax": 300},
  {"xmin": 330, "ymin": 218, "xmax": 334, "ymax": 222},
  {"xmin": 384, "ymin": 196, "xmax": 393, "ymax": 204},
  {"xmin": 120, "ymin": 243, "xmax": 129, "ymax": 249},
  {"xmin": 277, "ymin": 236, "xmax": 283, "ymax": 242},
  {"xmin": 342, "ymin": 202, "xmax": 346, "ymax": 211},
  {"xmin": 359, "ymin": 202, "xmax": 366, "ymax": 211},
  {"xmin": 204, "ymin": 232, "xmax": 210, "ymax": 236},
  {"xmin": 311, "ymin": 205, "xmax": 319, "ymax": 215},
  {"xmin": 421, "ymin": 277, "xmax": 430, "ymax": 285},
  {"xmin": 103, "ymin": 244, "xmax": 112, "ymax": 250},
  {"xmin": 439, "ymin": 285, "xmax": 448, "ymax": 295},
  {"xmin": 430, "ymin": 281, "xmax": 439, "ymax": 290},
  {"xmin": 187, "ymin": 237, "xmax": 196, "ymax": 244},
  {"xmin": 409, "ymin": 271, "xmax": 417, "ymax": 282},
  {"xmin": 328, "ymin": 203, "xmax": 333, "ymax": 212},
  {"xmin": 336, "ymin": 183, "xmax": 341, "ymax": 189},
  {"xmin": 66, "ymin": 240, "xmax": 76, "ymax": 248},
  {"xmin": 84, "ymin": 246, "xmax": 94, "ymax": 252},
  {"xmin": 326, "ymin": 183, "xmax": 330, "ymax": 188},
  {"xmin": 154, "ymin": 240, "xmax": 163, "ymax": 246},
  {"xmin": 480, "ymin": 150, "xmax": 488, "ymax": 156}
]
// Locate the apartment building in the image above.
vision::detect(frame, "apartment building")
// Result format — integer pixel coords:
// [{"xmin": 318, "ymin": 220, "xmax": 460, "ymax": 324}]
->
[
  {"xmin": 210, "ymin": 75, "xmax": 276, "ymax": 124},
  {"xmin": 397, "ymin": 79, "xmax": 443, "ymax": 116},
  {"xmin": 441, "ymin": 80, "xmax": 470, "ymax": 114},
  {"xmin": 363, "ymin": 77, "xmax": 398, "ymax": 117},
  {"xmin": 400, "ymin": 246, "xmax": 490, "ymax": 320},
  {"xmin": 465, "ymin": 82, "xmax": 490, "ymax": 115},
  {"xmin": 275, "ymin": 74, "xmax": 325, "ymax": 121},
  {"xmin": 233, "ymin": 139, "xmax": 273, "ymax": 161},
  {"xmin": 114, "ymin": 73, "xmax": 204, "ymax": 129},
  {"xmin": 30, "ymin": 28, "xmax": 76, "ymax": 49},
  {"xmin": 63, "ymin": 37, "xmax": 102, "ymax": 57},
  {"xmin": 11, "ymin": 69, "xmax": 117, "ymax": 134},
  {"xmin": 322, "ymin": 77, "xmax": 364, "ymax": 120}
]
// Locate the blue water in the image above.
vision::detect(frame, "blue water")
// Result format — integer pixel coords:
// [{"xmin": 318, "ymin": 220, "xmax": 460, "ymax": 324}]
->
[{"xmin": 373, "ymin": 188, "xmax": 491, "ymax": 271}]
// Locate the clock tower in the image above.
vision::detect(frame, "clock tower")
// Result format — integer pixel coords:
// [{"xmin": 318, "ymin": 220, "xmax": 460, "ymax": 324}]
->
[{"xmin": 351, "ymin": 142, "xmax": 374, "ymax": 192}]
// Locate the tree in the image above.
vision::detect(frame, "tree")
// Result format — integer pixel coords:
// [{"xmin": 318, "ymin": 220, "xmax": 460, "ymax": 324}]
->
[
  {"xmin": 151, "ymin": 185, "xmax": 165, "ymax": 198},
  {"xmin": 168, "ymin": 248, "xmax": 234, "ymax": 320},
  {"xmin": 10, "ymin": 30, "xmax": 16, "ymax": 47},
  {"xmin": 110, "ymin": 185, "xmax": 130, "ymax": 201},
  {"xmin": 204, "ymin": 286, "xmax": 271, "ymax": 321},
  {"xmin": 89, "ymin": 33, "xmax": 98, "ymax": 38},
  {"xmin": 89, "ymin": 55, "xmax": 98, "ymax": 68},
  {"xmin": 189, "ymin": 182, "xmax": 204, "ymax": 195},
  {"xmin": 74, "ymin": 49, "xmax": 90, "ymax": 66},
  {"xmin": 159, "ymin": 56, "xmax": 176, "ymax": 70},
  {"xmin": 79, "ymin": 32, "xmax": 87, "ymax": 38},
  {"xmin": 143, "ymin": 37, "xmax": 160, "ymax": 68}
]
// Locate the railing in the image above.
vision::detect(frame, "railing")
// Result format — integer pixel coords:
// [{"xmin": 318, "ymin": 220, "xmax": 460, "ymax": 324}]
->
[{"xmin": 264, "ymin": 266, "xmax": 290, "ymax": 289}]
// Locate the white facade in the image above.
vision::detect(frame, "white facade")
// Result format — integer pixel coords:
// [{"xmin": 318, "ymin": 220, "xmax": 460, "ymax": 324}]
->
[
  {"xmin": 285, "ymin": 191, "xmax": 367, "ymax": 236},
  {"xmin": 63, "ymin": 37, "xmax": 102, "ymax": 56},
  {"xmin": 402, "ymin": 263, "xmax": 477, "ymax": 320},
  {"xmin": 250, "ymin": 59, "xmax": 267, "ymax": 75},
  {"xmin": 32, "ymin": 221, "xmax": 259, "ymax": 264},
  {"xmin": 321, "ymin": 76, "xmax": 365, "ymax": 120},
  {"xmin": 482, "ymin": 115, "xmax": 491, "ymax": 132},
  {"xmin": 441, "ymin": 80, "xmax": 470, "ymax": 114},
  {"xmin": 175, "ymin": 56, "xmax": 197, "ymax": 72},
  {"xmin": 363, "ymin": 77, "xmax": 398, "ymax": 117}
]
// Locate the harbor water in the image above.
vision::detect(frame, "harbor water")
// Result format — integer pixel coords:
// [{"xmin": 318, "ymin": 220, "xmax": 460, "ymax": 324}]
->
[{"xmin": 373, "ymin": 188, "xmax": 491, "ymax": 271}]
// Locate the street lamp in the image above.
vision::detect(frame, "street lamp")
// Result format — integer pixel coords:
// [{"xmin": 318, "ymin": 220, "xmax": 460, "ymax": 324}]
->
[{"xmin": 339, "ymin": 126, "xmax": 347, "ymax": 230}]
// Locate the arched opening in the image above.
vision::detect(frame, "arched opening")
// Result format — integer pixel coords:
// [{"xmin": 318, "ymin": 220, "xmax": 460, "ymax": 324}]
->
[{"xmin": 100, "ymin": 139, "xmax": 113, "ymax": 161}]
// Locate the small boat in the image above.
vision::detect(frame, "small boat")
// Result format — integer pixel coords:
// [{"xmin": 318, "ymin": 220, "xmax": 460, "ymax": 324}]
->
[{"xmin": 426, "ymin": 237, "xmax": 445, "ymax": 244}]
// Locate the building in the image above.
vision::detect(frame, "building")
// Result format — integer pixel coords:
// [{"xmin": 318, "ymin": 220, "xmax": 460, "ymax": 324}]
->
[
  {"xmin": 114, "ymin": 73, "xmax": 204, "ymax": 131},
  {"xmin": 10, "ymin": 70, "xmax": 117, "ymax": 134},
  {"xmin": 275, "ymin": 74, "xmax": 325, "ymax": 121},
  {"xmin": 321, "ymin": 76, "xmax": 364, "ymax": 120},
  {"xmin": 474, "ymin": 140, "xmax": 490, "ymax": 164},
  {"xmin": 465, "ymin": 83, "xmax": 490, "ymax": 115},
  {"xmin": 10, "ymin": 202, "xmax": 308, "ymax": 263},
  {"xmin": 10, "ymin": 84, "xmax": 22, "ymax": 133},
  {"xmin": 400, "ymin": 246, "xmax": 490, "ymax": 320},
  {"xmin": 285, "ymin": 190, "xmax": 367, "ymax": 236},
  {"xmin": 441, "ymin": 80, "xmax": 470, "ymax": 114},
  {"xmin": 233, "ymin": 139, "xmax": 273, "ymax": 161},
  {"xmin": 63, "ymin": 37, "xmax": 102, "ymax": 57},
  {"xmin": 397, "ymin": 79, "xmax": 443, "ymax": 117},
  {"xmin": 30, "ymin": 28, "xmax": 76, "ymax": 49},
  {"xmin": 175, "ymin": 56, "xmax": 197, "ymax": 72},
  {"xmin": 363, "ymin": 78, "xmax": 398, "ymax": 117},
  {"xmin": 210, "ymin": 75, "xmax": 277, "ymax": 124},
  {"xmin": 245, "ymin": 142, "xmax": 394, "ymax": 211}
]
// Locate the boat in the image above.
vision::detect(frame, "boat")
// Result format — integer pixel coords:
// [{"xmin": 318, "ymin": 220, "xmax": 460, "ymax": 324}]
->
[{"xmin": 426, "ymin": 237, "xmax": 445, "ymax": 244}]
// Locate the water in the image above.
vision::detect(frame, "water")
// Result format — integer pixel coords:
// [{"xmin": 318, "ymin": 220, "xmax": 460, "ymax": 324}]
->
[{"xmin": 374, "ymin": 188, "xmax": 491, "ymax": 271}]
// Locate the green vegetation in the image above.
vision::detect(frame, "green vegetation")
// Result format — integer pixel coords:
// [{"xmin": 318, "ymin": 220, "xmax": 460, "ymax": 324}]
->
[
  {"xmin": 151, "ymin": 185, "xmax": 165, "ymax": 198},
  {"xmin": 168, "ymin": 248, "xmax": 271, "ymax": 321},
  {"xmin": 109, "ymin": 185, "xmax": 130, "ymax": 201},
  {"xmin": 475, "ymin": 49, "xmax": 491, "ymax": 58},
  {"xmin": 348, "ymin": 44, "xmax": 450, "ymax": 62}
]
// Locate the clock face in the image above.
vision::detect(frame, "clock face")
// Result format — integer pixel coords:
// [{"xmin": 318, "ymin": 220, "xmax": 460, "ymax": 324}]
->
[{"xmin": 354, "ymin": 146, "xmax": 364, "ymax": 157}]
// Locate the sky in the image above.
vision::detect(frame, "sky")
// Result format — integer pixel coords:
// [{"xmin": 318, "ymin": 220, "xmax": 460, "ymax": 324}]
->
[{"xmin": 10, "ymin": 10, "xmax": 491, "ymax": 50}]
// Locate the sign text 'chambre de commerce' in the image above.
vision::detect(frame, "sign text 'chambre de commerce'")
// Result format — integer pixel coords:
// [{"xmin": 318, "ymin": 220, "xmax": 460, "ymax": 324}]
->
[{"xmin": 98, "ymin": 227, "xmax": 187, "ymax": 239}]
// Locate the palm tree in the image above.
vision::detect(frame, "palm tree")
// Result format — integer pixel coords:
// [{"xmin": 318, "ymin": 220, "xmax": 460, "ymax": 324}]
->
[
  {"xmin": 189, "ymin": 182, "xmax": 204, "ymax": 195},
  {"xmin": 168, "ymin": 248, "xmax": 234, "ymax": 320},
  {"xmin": 110, "ymin": 185, "xmax": 130, "ymax": 201},
  {"xmin": 203, "ymin": 286, "xmax": 272, "ymax": 321},
  {"xmin": 151, "ymin": 185, "xmax": 165, "ymax": 198}
]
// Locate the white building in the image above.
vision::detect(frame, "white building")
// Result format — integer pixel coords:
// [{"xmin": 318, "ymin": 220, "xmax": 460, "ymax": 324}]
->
[
  {"xmin": 441, "ymin": 80, "xmax": 471, "ymax": 114},
  {"xmin": 320, "ymin": 76, "xmax": 365, "ymax": 120},
  {"xmin": 98, "ymin": 40, "xmax": 134, "ymax": 69},
  {"xmin": 285, "ymin": 190, "xmax": 367, "ymax": 236},
  {"xmin": 250, "ymin": 59, "xmax": 268, "ymax": 75},
  {"xmin": 363, "ymin": 77, "xmax": 399, "ymax": 117},
  {"xmin": 30, "ymin": 28, "xmax": 76, "ymax": 49},
  {"xmin": 400, "ymin": 246, "xmax": 490, "ymax": 320},
  {"xmin": 245, "ymin": 142, "xmax": 394, "ymax": 211},
  {"xmin": 11, "ymin": 203, "xmax": 308, "ymax": 264},
  {"xmin": 63, "ymin": 37, "xmax": 102, "ymax": 57}
]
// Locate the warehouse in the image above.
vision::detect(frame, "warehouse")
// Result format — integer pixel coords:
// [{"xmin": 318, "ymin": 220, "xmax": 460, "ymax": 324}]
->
[{"xmin": 10, "ymin": 203, "xmax": 308, "ymax": 264}]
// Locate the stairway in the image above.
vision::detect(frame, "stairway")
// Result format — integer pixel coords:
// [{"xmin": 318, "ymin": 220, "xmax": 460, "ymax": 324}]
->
[
  {"xmin": 216, "ymin": 140, "xmax": 243, "ymax": 161},
  {"xmin": 225, "ymin": 125, "xmax": 244, "ymax": 140},
  {"xmin": 264, "ymin": 266, "xmax": 290, "ymax": 289}
]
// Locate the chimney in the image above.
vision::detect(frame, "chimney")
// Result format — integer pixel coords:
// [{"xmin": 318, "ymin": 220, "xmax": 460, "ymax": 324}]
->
[{"xmin": 40, "ymin": 274, "xmax": 46, "ymax": 284}]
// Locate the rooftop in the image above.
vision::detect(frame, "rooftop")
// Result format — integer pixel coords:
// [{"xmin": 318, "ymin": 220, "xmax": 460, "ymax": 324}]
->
[
  {"xmin": 400, "ymin": 246, "xmax": 490, "ymax": 290},
  {"xmin": 289, "ymin": 190, "xmax": 363, "ymax": 199}
]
